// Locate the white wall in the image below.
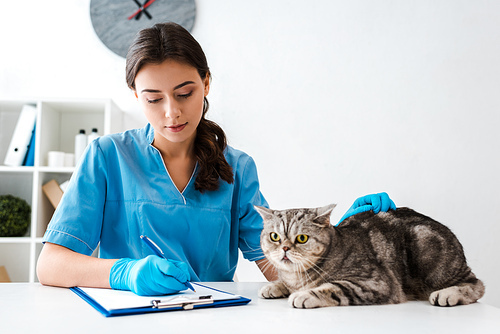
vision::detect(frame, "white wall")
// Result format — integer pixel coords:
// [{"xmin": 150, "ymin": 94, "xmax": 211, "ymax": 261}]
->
[{"xmin": 1, "ymin": 0, "xmax": 499, "ymax": 307}]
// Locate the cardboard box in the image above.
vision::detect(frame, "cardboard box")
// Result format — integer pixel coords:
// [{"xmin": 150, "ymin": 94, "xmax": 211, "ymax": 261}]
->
[
  {"xmin": 42, "ymin": 179, "xmax": 64, "ymax": 209},
  {"xmin": 0, "ymin": 265, "xmax": 11, "ymax": 282}
]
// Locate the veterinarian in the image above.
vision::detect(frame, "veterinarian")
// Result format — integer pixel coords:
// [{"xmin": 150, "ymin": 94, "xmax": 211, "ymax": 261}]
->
[{"xmin": 37, "ymin": 22, "xmax": 395, "ymax": 296}]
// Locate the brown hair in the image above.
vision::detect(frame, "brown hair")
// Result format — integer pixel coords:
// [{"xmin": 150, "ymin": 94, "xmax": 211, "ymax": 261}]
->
[{"xmin": 126, "ymin": 22, "xmax": 233, "ymax": 192}]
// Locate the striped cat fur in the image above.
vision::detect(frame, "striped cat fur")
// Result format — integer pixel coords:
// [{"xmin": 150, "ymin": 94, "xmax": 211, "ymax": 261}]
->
[{"xmin": 255, "ymin": 205, "xmax": 484, "ymax": 309}]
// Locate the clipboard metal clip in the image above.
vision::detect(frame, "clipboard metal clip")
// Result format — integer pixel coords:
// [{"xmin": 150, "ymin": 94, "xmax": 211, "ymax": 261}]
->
[{"xmin": 151, "ymin": 295, "xmax": 214, "ymax": 310}]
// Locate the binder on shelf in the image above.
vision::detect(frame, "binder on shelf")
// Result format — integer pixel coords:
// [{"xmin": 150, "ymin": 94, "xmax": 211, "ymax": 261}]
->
[
  {"xmin": 4, "ymin": 104, "xmax": 37, "ymax": 167},
  {"xmin": 71, "ymin": 282, "xmax": 251, "ymax": 317},
  {"xmin": 22, "ymin": 122, "xmax": 36, "ymax": 166}
]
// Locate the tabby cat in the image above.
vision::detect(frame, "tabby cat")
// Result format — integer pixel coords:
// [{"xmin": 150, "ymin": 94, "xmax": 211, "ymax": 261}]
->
[{"xmin": 255, "ymin": 205, "xmax": 484, "ymax": 308}]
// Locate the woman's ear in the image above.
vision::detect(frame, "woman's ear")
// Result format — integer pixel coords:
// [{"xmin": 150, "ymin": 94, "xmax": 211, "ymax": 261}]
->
[
  {"xmin": 204, "ymin": 75, "xmax": 210, "ymax": 97},
  {"xmin": 134, "ymin": 90, "xmax": 138, "ymax": 99}
]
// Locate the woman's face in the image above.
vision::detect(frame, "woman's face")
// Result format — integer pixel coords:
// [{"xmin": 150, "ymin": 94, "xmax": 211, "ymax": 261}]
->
[{"xmin": 134, "ymin": 59, "xmax": 209, "ymax": 149}]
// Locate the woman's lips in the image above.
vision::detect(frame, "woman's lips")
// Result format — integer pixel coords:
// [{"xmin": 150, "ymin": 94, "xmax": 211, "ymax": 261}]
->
[{"xmin": 166, "ymin": 123, "xmax": 187, "ymax": 133}]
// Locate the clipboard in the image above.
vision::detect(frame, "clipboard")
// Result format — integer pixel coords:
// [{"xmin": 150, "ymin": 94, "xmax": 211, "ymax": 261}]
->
[{"xmin": 70, "ymin": 282, "xmax": 251, "ymax": 317}]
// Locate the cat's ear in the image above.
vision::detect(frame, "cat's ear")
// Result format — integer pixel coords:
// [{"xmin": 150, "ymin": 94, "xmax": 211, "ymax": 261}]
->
[
  {"xmin": 254, "ymin": 206, "xmax": 275, "ymax": 221},
  {"xmin": 313, "ymin": 204, "xmax": 337, "ymax": 227}
]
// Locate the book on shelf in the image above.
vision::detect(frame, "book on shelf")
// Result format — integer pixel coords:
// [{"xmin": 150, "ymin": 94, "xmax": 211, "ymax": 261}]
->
[
  {"xmin": 42, "ymin": 179, "xmax": 64, "ymax": 209},
  {"xmin": 0, "ymin": 266, "xmax": 11, "ymax": 282},
  {"xmin": 3, "ymin": 104, "xmax": 37, "ymax": 167}
]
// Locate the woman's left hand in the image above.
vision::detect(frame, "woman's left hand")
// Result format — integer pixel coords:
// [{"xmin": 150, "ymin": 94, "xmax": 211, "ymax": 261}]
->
[{"xmin": 338, "ymin": 192, "xmax": 396, "ymax": 224}]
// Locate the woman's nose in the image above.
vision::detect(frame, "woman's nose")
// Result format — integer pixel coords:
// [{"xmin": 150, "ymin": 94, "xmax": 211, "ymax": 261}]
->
[{"xmin": 164, "ymin": 100, "xmax": 181, "ymax": 119}]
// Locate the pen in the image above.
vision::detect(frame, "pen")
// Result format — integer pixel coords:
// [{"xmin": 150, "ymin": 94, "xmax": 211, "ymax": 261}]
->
[
  {"xmin": 151, "ymin": 295, "xmax": 213, "ymax": 309},
  {"xmin": 140, "ymin": 235, "xmax": 196, "ymax": 292}
]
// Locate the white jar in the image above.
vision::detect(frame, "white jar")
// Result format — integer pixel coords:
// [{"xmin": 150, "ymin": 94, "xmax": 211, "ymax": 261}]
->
[
  {"xmin": 87, "ymin": 128, "xmax": 100, "ymax": 145},
  {"xmin": 74, "ymin": 129, "xmax": 87, "ymax": 165}
]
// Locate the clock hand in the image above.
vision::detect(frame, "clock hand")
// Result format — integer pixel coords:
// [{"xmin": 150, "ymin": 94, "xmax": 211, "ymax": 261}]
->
[
  {"xmin": 133, "ymin": 0, "xmax": 143, "ymax": 20},
  {"xmin": 128, "ymin": 0, "xmax": 156, "ymax": 20},
  {"xmin": 134, "ymin": 0, "xmax": 152, "ymax": 20}
]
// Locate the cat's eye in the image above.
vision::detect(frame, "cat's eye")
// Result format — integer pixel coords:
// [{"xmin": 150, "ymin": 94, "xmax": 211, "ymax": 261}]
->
[
  {"xmin": 296, "ymin": 234, "xmax": 309, "ymax": 244},
  {"xmin": 270, "ymin": 232, "xmax": 281, "ymax": 242}
]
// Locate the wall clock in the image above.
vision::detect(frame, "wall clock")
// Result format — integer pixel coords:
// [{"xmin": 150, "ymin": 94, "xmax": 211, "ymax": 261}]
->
[{"xmin": 90, "ymin": 0, "xmax": 196, "ymax": 58}]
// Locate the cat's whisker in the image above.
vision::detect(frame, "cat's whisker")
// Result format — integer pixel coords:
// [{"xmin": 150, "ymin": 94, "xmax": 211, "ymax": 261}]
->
[
  {"xmin": 299, "ymin": 264, "xmax": 313, "ymax": 287},
  {"xmin": 294, "ymin": 263, "xmax": 308, "ymax": 290},
  {"xmin": 296, "ymin": 256, "xmax": 330, "ymax": 287},
  {"xmin": 301, "ymin": 257, "xmax": 330, "ymax": 279},
  {"xmin": 258, "ymin": 260, "xmax": 275, "ymax": 274}
]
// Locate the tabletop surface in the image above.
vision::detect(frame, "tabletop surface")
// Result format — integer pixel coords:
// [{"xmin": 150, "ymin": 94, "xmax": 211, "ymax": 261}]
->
[{"xmin": 1, "ymin": 282, "xmax": 499, "ymax": 334}]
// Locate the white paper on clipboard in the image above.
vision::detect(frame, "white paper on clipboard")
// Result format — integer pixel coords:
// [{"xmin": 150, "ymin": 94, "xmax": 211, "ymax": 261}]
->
[{"xmin": 78, "ymin": 283, "xmax": 240, "ymax": 312}]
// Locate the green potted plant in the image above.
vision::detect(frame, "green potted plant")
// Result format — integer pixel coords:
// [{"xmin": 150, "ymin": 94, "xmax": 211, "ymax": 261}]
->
[{"xmin": 0, "ymin": 195, "xmax": 31, "ymax": 237}]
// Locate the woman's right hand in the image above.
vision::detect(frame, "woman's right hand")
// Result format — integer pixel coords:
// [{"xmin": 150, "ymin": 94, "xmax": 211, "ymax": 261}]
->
[{"xmin": 109, "ymin": 255, "xmax": 191, "ymax": 296}]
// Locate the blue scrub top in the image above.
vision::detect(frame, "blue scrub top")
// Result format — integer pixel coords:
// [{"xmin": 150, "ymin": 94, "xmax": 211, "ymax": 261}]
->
[{"xmin": 43, "ymin": 124, "xmax": 268, "ymax": 281}]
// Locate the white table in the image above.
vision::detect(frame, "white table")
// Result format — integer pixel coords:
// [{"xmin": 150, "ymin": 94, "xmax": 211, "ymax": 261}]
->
[{"xmin": 1, "ymin": 282, "xmax": 499, "ymax": 333}]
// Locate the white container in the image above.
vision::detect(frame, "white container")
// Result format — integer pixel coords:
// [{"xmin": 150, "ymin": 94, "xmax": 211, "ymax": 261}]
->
[
  {"xmin": 74, "ymin": 129, "xmax": 87, "ymax": 164},
  {"xmin": 47, "ymin": 151, "xmax": 65, "ymax": 167},
  {"xmin": 87, "ymin": 128, "xmax": 100, "ymax": 145},
  {"xmin": 64, "ymin": 153, "xmax": 75, "ymax": 167}
]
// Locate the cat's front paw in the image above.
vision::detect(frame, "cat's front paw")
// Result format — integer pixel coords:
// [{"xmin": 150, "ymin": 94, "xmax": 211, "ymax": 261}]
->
[
  {"xmin": 289, "ymin": 289, "xmax": 338, "ymax": 309},
  {"xmin": 258, "ymin": 282, "xmax": 290, "ymax": 299},
  {"xmin": 289, "ymin": 290, "xmax": 323, "ymax": 308},
  {"xmin": 429, "ymin": 286, "xmax": 475, "ymax": 307}
]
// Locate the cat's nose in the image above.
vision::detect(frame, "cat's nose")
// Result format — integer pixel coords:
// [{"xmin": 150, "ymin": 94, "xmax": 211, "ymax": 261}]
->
[{"xmin": 283, "ymin": 246, "xmax": 290, "ymax": 252}]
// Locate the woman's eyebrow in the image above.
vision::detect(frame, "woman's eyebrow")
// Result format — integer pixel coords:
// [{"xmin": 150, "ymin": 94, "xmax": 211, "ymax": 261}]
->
[
  {"xmin": 140, "ymin": 81, "xmax": 195, "ymax": 94},
  {"xmin": 141, "ymin": 89, "xmax": 162, "ymax": 94},
  {"xmin": 174, "ymin": 81, "xmax": 195, "ymax": 90}
]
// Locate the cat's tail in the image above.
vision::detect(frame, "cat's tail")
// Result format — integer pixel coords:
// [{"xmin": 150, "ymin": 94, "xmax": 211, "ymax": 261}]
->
[{"xmin": 429, "ymin": 275, "xmax": 485, "ymax": 307}]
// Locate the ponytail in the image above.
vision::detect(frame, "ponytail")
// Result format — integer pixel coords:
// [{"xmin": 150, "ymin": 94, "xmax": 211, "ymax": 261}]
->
[{"xmin": 193, "ymin": 98, "xmax": 233, "ymax": 192}]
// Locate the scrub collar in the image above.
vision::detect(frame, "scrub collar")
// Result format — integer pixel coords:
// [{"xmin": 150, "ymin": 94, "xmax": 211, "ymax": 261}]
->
[{"xmin": 145, "ymin": 123, "xmax": 155, "ymax": 145}]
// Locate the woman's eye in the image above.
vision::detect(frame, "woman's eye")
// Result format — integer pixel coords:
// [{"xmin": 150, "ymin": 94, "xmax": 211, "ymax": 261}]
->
[
  {"xmin": 296, "ymin": 234, "xmax": 309, "ymax": 244},
  {"xmin": 270, "ymin": 232, "xmax": 280, "ymax": 242},
  {"xmin": 147, "ymin": 98, "xmax": 162, "ymax": 104},
  {"xmin": 177, "ymin": 92, "xmax": 193, "ymax": 99}
]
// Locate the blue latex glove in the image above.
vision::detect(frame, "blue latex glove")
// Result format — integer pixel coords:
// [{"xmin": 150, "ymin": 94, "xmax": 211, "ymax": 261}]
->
[
  {"xmin": 338, "ymin": 192, "xmax": 396, "ymax": 225},
  {"xmin": 109, "ymin": 255, "xmax": 191, "ymax": 296}
]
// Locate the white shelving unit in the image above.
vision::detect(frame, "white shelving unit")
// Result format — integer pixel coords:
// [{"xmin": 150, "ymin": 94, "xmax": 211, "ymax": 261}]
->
[{"xmin": 0, "ymin": 99, "xmax": 122, "ymax": 282}]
